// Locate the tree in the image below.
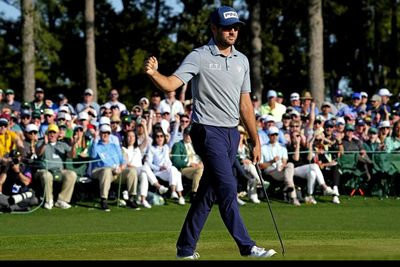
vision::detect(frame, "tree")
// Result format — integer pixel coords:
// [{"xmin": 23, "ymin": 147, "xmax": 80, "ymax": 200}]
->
[
  {"xmin": 308, "ymin": 0, "xmax": 324, "ymax": 106},
  {"xmin": 22, "ymin": 0, "xmax": 35, "ymax": 102},
  {"xmin": 248, "ymin": 0, "xmax": 263, "ymax": 101},
  {"xmin": 85, "ymin": 0, "xmax": 97, "ymax": 101}
]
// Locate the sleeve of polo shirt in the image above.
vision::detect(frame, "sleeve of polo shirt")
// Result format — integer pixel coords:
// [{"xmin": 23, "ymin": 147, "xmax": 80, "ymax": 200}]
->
[
  {"xmin": 241, "ymin": 56, "xmax": 251, "ymax": 94},
  {"xmin": 173, "ymin": 50, "xmax": 200, "ymax": 84}
]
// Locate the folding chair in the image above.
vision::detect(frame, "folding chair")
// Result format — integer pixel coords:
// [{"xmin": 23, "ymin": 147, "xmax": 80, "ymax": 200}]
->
[{"xmin": 338, "ymin": 152, "xmax": 366, "ymax": 196}]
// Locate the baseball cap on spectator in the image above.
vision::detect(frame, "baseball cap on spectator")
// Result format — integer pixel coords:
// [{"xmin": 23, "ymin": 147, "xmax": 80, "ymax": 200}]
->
[
  {"xmin": 58, "ymin": 123, "xmax": 67, "ymax": 130},
  {"xmin": 99, "ymin": 124, "xmax": 112, "ymax": 133},
  {"xmin": 139, "ymin": 97, "xmax": 149, "ymax": 104},
  {"xmin": 122, "ymin": 116, "xmax": 132, "ymax": 124},
  {"xmin": 21, "ymin": 102, "xmax": 31, "ymax": 109},
  {"xmin": 84, "ymin": 88, "xmax": 94, "ymax": 95},
  {"xmin": 321, "ymin": 101, "xmax": 332, "ymax": 109},
  {"xmin": 268, "ymin": 126, "xmax": 279, "ymax": 135},
  {"xmin": 57, "ymin": 93, "xmax": 66, "ymax": 100},
  {"xmin": 378, "ymin": 120, "xmax": 391, "ymax": 129},
  {"xmin": 315, "ymin": 115, "xmax": 326, "ymax": 123},
  {"xmin": 378, "ymin": 88, "xmax": 392, "ymax": 97},
  {"xmin": 261, "ymin": 114, "xmax": 275, "ymax": 123},
  {"xmin": 59, "ymin": 106, "xmax": 70, "ymax": 113},
  {"xmin": 336, "ymin": 117, "xmax": 345, "ymax": 125},
  {"xmin": 351, "ymin": 92, "xmax": 361, "ymax": 99},
  {"xmin": 57, "ymin": 112, "xmax": 66, "ymax": 120},
  {"xmin": 78, "ymin": 112, "xmax": 89, "ymax": 121},
  {"xmin": 32, "ymin": 110, "xmax": 41, "ymax": 118},
  {"xmin": 267, "ymin": 90, "xmax": 277, "ymax": 98},
  {"xmin": 392, "ymin": 110, "xmax": 400, "ymax": 117},
  {"xmin": 368, "ymin": 127, "xmax": 378, "ymax": 134},
  {"xmin": 277, "ymin": 91, "xmax": 284, "ymax": 98},
  {"xmin": 25, "ymin": 123, "xmax": 38, "ymax": 133},
  {"xmin": 324, "ymin": 120, "xmax": 335, "ymax": 128},
  {"xmin": 21, "ymin": 109, "xmax": 31, "ymax": 117},
  {"xmin": 360, "ymin": 92, "xmax": 368, "ymax": 98},
  {"xmin": 160, "ymin": 105, "xmax": 171, "ymax": 114},
  {"xmin": 251, "ymin": 95, "xmax": 258, "ymax": 101},
  {"xmin": 282, "ymin": 113, "xmax": 291, "ymax": 120},
  {"xmin": 0, "ymin": 113, "xmax": 10, "ymax": 123},
  {"xmin": 290, "ymin": 92, "xmax": 300, "ymax": 101},
  {"xmin": 5, "ymin": 89, "xmax": 14, "ymax": 95},
  {"xmin": 290, "ymin": 109, "xmax": 301, "ymax": 117},
  {"xmin": 43, "ymin": 109, "xmax": 54, "ymax": 116},
  {"xmin": 64, "ymin": 113, "xmax": 72, "ymax": 121},
  {"xmin": 35, "ymin": 87, "xmax": 44, "ymax": 93},
  {"xmin": 344, "ymin": 124, "xmax": 355, "ymax": 131},
  {"xmin": 335, "ymin": 89, "xmax": 343, "ymax": 97},
  {"xmin": 47, "ymin": 124, "xmax": 59, "ymax": 133},
  {"xmin": 73, "ymin": 125, "xmax": 84, "ymax": 132},
  {"xmin": 356, "ymin": 119, "xmax": 366, "ymax": 126},
  {"xmin": 99, "ymin": 116, "xmax": 111, "ymax": 126},
  {"xmin": 120, "ymin": 110, "xmax": 130, "ymax": 117},
  {"xmin": 210, "ymin": 6, "xmax": 245, "ymax": 27},
  {"xmin": 370, "ymin": 94, "xmax": 381, "ymax": 102}
]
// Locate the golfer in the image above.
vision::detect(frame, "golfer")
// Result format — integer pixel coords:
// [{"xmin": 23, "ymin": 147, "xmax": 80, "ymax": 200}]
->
[{"xmin": 144, "ymin": 5, "xmax": 277, "ymax": 259}]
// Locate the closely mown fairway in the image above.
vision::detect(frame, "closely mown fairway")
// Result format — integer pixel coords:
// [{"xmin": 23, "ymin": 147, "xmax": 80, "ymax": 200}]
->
[{"xmin": 1, "ymin": 196, "xmax": 400, "ymax": 260}]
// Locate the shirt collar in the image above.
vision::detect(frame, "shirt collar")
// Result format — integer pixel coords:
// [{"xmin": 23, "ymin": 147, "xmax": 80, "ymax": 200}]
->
[{"xmin": 208, "ymin": 38, "xmax": 238, "ymax": 57}]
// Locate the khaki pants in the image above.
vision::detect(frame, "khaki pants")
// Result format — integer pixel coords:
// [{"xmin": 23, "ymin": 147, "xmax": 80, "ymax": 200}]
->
[
  {"xmin": 35, "ymin": 169, "xmax": 77, "ymax": 203},
  {"xmin": 181, "ymin": 166, "xmax": 203, "ymax": 193},
  {"xmin": 267, "ymin": 162, "xmax": 296, "ymax": 199},
  {"xmin": 92, "ymin": 167, "xmax": 137, "ymax": 199}
]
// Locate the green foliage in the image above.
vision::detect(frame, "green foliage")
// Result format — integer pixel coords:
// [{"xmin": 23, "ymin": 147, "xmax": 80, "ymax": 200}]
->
[{"xmin": 2, "ymin": 0, "xmax": 400, "ymax": 102}]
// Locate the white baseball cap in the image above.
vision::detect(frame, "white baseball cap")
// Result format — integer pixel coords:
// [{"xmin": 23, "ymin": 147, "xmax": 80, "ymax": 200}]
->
[
  {"xmin": 25, "ymin": 123, "xmax": 39, "ymax": 132},
  {"xmin": 267, "ymin": 90, "xmax": 277, "ymax": 98},
  {"xmin": 290, "ymin": 92, "xmax": 300, "ymax": 101},
  {"xmin": 84, "ymin": 88, "xmax": 94, "ymax": 95},
  {"xmin": 378, "ymin": 120, "xmax": 391, "ymax": 128},
  {"xmin": 78, "ymin": 112, "xmax": 89, "ymax": 121},
  {"xmin": 99, "ymin": 116, "xmax": 111, "ymax": 126},
  {"xmin": 378, "ymin": 88, "xmax": 392, "ymax": 97},
  {"xmin": 99, "ymin": 124, "xmax": 112, "ymax": 133},
  {"xmin": 268, "ymin": 126, "xmax": 279, "ymax": 135},
  {"xmin": 59, "ymin": 106, "xmax": 70, "ymax": 113}
]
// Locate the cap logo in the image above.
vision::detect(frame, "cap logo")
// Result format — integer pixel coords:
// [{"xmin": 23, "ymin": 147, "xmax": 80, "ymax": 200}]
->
[{"xmin": 223, "ymin": 11, "xmax": 239, "ymax": 20}]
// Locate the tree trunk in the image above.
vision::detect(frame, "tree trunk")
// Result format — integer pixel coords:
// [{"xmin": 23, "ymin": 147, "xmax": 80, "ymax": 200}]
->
[
  {"xmin": 22, "ymin": 0, "xmax": 35, "ymax": 102},
  {"xmin": 248, "ymin": 0, "xmax": 263, "ymax": 102},
  {"xmin": 308, "ymin": 0, "xmax": 324, "ymax": 107},
  {"xmin": 85, "ymin": 0, "xmax": 97, "ymax": 101}
]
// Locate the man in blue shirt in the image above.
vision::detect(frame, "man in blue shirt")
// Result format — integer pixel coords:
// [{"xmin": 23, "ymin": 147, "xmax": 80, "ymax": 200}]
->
[
  {"xmin": 144, "ymin": 5, "xmax": 276, "ymax": 259},
  {"xmin": 90, "ymin": 124, "xmax": 138, "ymax": 211}
]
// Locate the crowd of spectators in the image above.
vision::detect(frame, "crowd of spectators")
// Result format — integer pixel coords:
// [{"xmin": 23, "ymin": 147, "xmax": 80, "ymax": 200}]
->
[{"xmin": 1, "ymin": 86, "xmax": 399, "ymax": 212}]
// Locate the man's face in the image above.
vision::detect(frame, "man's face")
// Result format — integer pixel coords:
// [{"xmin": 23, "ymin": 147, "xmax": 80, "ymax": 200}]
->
[{"xmin": 213, "ymin": 23, "xmax": 240, "ymax": 48}]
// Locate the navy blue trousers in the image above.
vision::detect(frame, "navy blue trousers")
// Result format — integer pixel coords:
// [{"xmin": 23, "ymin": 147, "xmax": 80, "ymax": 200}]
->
[{"xmin": 176, "ymin": 123, "xmax": 255, "ymax": 256}]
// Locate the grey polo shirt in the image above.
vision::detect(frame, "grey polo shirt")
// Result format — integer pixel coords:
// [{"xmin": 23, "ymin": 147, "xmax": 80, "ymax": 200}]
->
[{"xmin": 173, "ymin": 38, "xmax": 251, "ymax": 127}]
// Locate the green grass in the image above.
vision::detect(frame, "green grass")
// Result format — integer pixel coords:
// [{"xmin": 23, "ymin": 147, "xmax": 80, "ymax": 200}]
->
[{"xmin": 1, "ymin": 196, "xmax": 400, "ymax": 260}]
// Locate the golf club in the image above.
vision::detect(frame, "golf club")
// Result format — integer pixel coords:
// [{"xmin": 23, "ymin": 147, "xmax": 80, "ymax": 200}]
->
[{"xmin": 254, "ymin": 162, "xmax": 285, "ymax": 256}]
